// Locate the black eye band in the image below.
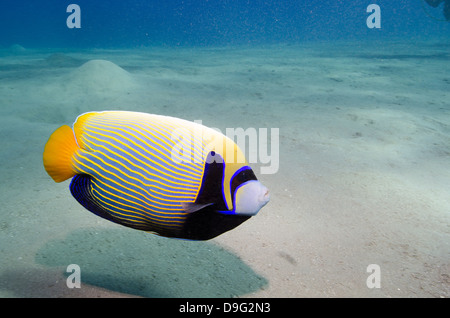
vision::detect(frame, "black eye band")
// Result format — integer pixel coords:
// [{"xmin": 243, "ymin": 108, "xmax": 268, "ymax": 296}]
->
[{"xmin": 230, "ymin": 166, "xmax": 257, "ymax": 201}]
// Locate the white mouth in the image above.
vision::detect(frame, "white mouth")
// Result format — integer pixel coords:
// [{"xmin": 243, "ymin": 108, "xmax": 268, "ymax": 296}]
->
[
  {"xmin": 235, "ymin": 181, "xmax": 270, "ymax": 216},
  {"xmin": 260, "ymin": 186, "xmax": 270, "ymax": 207}
]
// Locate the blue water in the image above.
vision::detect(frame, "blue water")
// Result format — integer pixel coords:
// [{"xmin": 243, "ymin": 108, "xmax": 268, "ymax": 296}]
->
[
  {"xmin": 1, "ymin": 1, "xmax": 449, "ymax": 298},
  {"xmin": 1, "ymin": 0, "xmax": 449, "ymax": 48}
]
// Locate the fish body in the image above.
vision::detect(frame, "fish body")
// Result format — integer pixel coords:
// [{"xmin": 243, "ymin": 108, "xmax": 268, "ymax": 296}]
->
[{"xmin": 43, "ymin": 111, "xmax": 269, "ymax": 240}]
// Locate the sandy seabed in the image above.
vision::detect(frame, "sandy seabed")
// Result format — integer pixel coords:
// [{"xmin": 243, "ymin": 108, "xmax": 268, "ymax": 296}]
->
[{"xmin": 0, "ymin": 40, "xmax": 449, "ymax": 298}]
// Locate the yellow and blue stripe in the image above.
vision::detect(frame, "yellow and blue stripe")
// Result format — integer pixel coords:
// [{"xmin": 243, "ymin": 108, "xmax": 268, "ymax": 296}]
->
[
  {"xmin": 70, "ymin": 111, "xmax": 208, "ymax": 235},
  {"xmin": 43, "ymin": 110, "xmax": 256, "ymax": 240}
]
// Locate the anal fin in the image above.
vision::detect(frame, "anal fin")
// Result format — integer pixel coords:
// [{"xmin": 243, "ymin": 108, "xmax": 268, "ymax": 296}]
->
[{"xmin": 70, "ymin": 174, "xmax": 116, "ymax": 223}]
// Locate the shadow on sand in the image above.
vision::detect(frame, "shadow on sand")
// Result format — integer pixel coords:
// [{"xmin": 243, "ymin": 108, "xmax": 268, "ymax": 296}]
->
[{"xmin": 26, "ymin": 228, "xmax": 267, "ymax": 297}]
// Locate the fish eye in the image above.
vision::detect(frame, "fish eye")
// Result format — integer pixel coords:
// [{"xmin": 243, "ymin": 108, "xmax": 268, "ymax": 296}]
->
[
  {"xmin": 234, "ymin": 168, "xmax": 256, "ymax": 184},
  {"xmin": 238, "ymin": 168, "xmax": 256, "ymax": 182},
  {"xmin": 238, "ymin": 169, "xmax": 249, "ymax": 181}
]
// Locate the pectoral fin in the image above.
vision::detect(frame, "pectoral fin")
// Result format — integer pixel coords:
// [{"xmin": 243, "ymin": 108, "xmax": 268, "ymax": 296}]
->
[{"xmin": 181, "ymin": 202, "xmax": 214, "ymax": 214}]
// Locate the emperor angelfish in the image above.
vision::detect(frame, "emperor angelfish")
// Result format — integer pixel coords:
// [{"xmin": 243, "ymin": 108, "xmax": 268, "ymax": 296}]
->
[{"xmin": 43, "ymin": 111, "xmax": 270, "ymax": 240}]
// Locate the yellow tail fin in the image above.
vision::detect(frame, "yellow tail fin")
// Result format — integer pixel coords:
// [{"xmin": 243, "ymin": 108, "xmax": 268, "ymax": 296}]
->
[{"xmin": 43, "ymin": 125, "xmax": 79, "ymax": 182}]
